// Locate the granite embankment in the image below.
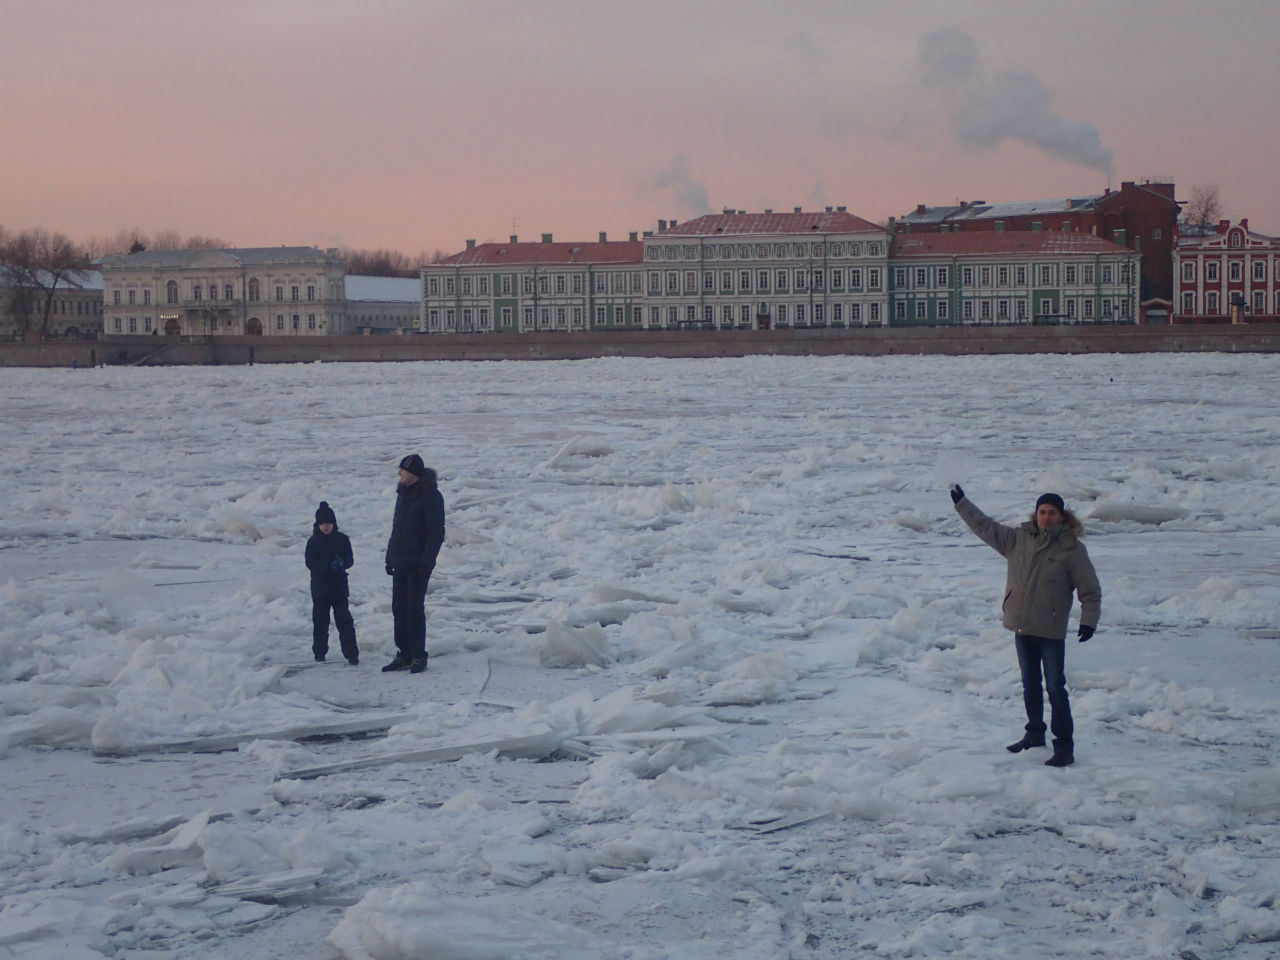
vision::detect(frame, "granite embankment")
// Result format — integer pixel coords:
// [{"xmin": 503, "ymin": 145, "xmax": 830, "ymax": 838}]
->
[{"xmin": 3, "ymin": 323, "xmax": 1279, "ymax": 367}]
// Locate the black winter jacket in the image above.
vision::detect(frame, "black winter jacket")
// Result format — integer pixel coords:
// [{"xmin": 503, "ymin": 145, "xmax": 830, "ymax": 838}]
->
[
  {"xmin": 385, "ymin": 469, "xmax": 445, "ymax": 574},
  {"xmin": 306, "ymin": 525, "xmax": 354, "ymax": 597}
]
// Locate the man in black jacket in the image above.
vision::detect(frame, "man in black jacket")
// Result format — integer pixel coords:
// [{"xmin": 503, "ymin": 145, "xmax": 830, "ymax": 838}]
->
[{"xmin": 382, "ymin": 454, "xmax": 445, "ymax": 674}]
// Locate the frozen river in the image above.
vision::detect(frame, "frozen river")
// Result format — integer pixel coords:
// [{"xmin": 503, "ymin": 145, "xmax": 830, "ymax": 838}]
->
[{"xmin": 2, "ymin": 353, "xmax": 1278, "ymax": 958}]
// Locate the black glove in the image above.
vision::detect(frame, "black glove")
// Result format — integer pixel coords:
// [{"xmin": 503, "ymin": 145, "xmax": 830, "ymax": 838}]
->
[
  {"xmin": 1077, "ymin": 624, "xmax": 1094, "ymax": 643},
  {"xmin": 330, "ymin": 556, "xmax": 346, "ymax": 572},
  {"xmin": 385, "ymin": 562, "xmax": 394, "ymax": 576},
  {"xmin": 950, "ymin": 484, "xmax": 964, "ymax": 504}
]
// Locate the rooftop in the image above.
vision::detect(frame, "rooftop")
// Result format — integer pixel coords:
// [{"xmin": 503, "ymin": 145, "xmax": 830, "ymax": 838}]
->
[
  {"xmin": 433, "ymin": 240, "xmax": 644, "ymax": 267},
  {"xmin": 96, "ymin": 247, "xmax": 340, "ymax": 269},
  {"xmin": 658, "ymin": 210, "xmax": 884, "ymax": 237}
]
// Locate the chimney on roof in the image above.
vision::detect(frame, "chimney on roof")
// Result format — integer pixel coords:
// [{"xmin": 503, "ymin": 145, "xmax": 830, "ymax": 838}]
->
[
  {"xmin": 628, "ymin": 231, "xmax": 638, "ymax": 242},
  {"xmin": 541, "ymin": 233, "xmax": 553, "ymax": 244},
  {"xmin": 794, "ymin": 207, "xmax": 802, "ymax": 214},
  {"xmin": 510, "ymin": 235, "xmax": 518, "ymax": 244},
  {"xmin": 916, "ymin": 204, "xmax": 926, "ymax": 216},
  {"xmin": 599, "ymin": 231, "xmax": 607, "ymax": 243},
  {"xmin": 642, "ymin": 230, "xmax": 652, "ymax": 238},
  {"xmin": 658, "ymin": 219, "xmax": 667, "ymax": 232},
  {"xmin": 888, "ymin": 216, "xmax": 896, "ymax": 233},
  {"xmin": 466, "ymin": 239, "xmax": 476, "ymax": 250},
  {"xmin": 764, "ymin": 209, "xmax": 772, "ymax": 215},
  {"xmin": 723, "ymin": 208, "xmax": 733, "ymax": 214},
  {"xmin": 836, "ymin": 206, "xmax": 846, "ymax": 213},
  {"xmin": 1241, "ymin": 218, "xmax": 1249, "ymax": 230},
  {"xmin": 825, "ymin": 206, "xmax": 832, "ymax": 212}
]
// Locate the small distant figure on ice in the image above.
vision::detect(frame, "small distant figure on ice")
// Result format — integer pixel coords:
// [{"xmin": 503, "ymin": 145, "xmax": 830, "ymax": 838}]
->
[
  {"xmin": 305, "ymin": 501, "xmax": 359, "ymax": 665},
  {"xmin": 950, "ymin": 485, "xmax": 1101, "ymax": 768},
  {"xmin": 382, "ymin": 454, "xmax": 445, "ymax": 675}
]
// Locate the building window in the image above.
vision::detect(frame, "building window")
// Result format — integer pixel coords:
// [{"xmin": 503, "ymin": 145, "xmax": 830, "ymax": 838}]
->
[
  {"xmin": 1253, "ymin": 260, "xmax": 1266, "ymax": 281},
  {"xmin": 1065, "ymin": 265, "xmax": 1077, "ymax": 284},
  {"xmin": 962, "ymin": 266, "xmax": 974, "ymax": 286},
  {"xmin": 429, "ymin": 309, "xmax": 440, "ymax": 329},
  {"xmin": 778, "ymin": 304, "xmax": 788, "ymax": 324},
  {"xmin": 247, "ymin": 279, "xmax": 259, "ymax": 301},
  {"xmin": 937, "ymin": 300, "xmax": 948, "ymax": 321},
  {"xmin": 275, "ymin": 285, "xmax": 284, "ymax": 301},
  {"xmin": 1253, "ymin": 290, "xmax": 1265, "ymax": 312},
  {"xmin": 1015, "ymin": 265, "xmax": 1027, "ymax": 285},
  {"xmin": 144, "ymin": 318, "xmax": 152, "ymax": 333},
  {"xmin": 308, "ymin": 314, "xmax": 317, "ymax": 329},
  {"xmin": 224, "ymin": 285, "xmax": 234, "ymax": 301},
  {"xmin": 963, "ymin": 300, "xmax": 974, "ymax": 319},
  {"xmin": 915, "ymin": 300, "xmax": 926, "ymax": 319},
  {"xmin": 539, "ymin": 307, "xmax": 550, "ymax": 327},
  {"xmin": 776, "ymin": 270, "xmax": 788, "ymax": 292},
  {"xmin": 740, "ymin": 304, "xmax": 751, "ymax": 325},
  {"xmin": 757, "ymin": 270, "xmax": 769, "ymax": 291},
  {"xmin": 650, "ymin": 306, "xmax": 660, "ymax": 326},
  {"xmin": 554, "ymin": 275, "xmax": 565, "ymax": 294},
  {"xmin": 573, "ymin": 274, "xmax": 584, "ymax": 294},
  {"xmin": 209, "ymin": 284, "xmax": 218, "ymax": 301},
  {"xmin": 667, "ymin": 271, "xmax": 679, "ymax": 292},
  {"xmin": 276, "ymin": 315, "xmax": 284, "ymax": 330},
  {"xmin": 290, "ymin": 286, "xmax": 299, "ymax": 301},
  {"xmin": 1101, "ymin": 264, "xmax": 1114, "ymax": 283},
  {"xmin": 850, "ymin": 268, "xmax": 862, "ymax": 289},
  {"xmin": 868, "ymin": 268, "xmax": 881, "ymax": 289},
  {"xmin": 556, "ymin": 307, "xmax": 567, "ymax": 327},
  {"xmin": 648, "ymin": 271, "xmax": 660, "ymax": 293},
  {"xmin": 500, "ymin": 307, "xmax": 510, "ymax": 327},
  {"xmin": 1206, "ymin": 262, "xmax": 1219, "ymax": 282},
  {"xmin": 740, "ymin": 270, "xmax": 751, "ymax": 292},
  {"xmin": 292, "ymin": 314, "xmax": 300, "ymax": 330},
  {"xmin": 1182, "ymin": 292, "xmax": 1195, "ymax": 314},
  {"xmin": 128, "ymin": 317, "xmax": 137, "ymax": 333},
  {"xmin": 894, "ymin": 268, "xmax": 906, "ymax": 289},
  {"xmin": 479, "ymin": 276, "xmax": 489, "ymax": 295},
  {"xmin": 127, "ymin": 289, "xmax": 136, "ymax": 305},
  {"xmin": 814, "ymin": 303, "xmax": 825, "ymax": 323},
  {"xmin": 981, "ymin": 300, "xmax": 992, "ymax": 320},
  {"xmin": 831, "ymin": 270, "xmax": 844, "ymax": 291},
  {"xmin": 668, "ymin": 306, "xmax": 679, "ymax": 325},
  {"xmin": 1040, "ymin": 265, "xmax": 1053, "ymax": 284},
  {"xmin": 833, "ymin": 303, "xmax": 843, "ymax": 323},
  {"xmin": 869, "ymin": 302, "xmax": 880, "ymax": 322},
  {"xmin": 1083, "ymin": 299, "xmax": 1094, "ymax": 318},
  {"xmin": 1017, "ymin": 300, "xmax": 1027, "ymax": 321},
  {"xmin": 501, "ymin": 276, "xmax": 512, "ymax": 295},
  {"xmin": 850, "ymin": 303, "xmax": 861, "ymax": 322},
  {"xmin": 998, "ymin": 299, "xmax": 1009, "ymax": 319},
  {"xmin": 523, "ymin": 307, "xmax": 533, "ymax": 328},
  {"xmin": 980, "ymin": 266, "xmax": 992, "ymax": 286},
  {"xmin": 895, "ymin": 302, "xmax": 906, "ymax": 320},
  {"xmin": 1066, "ymin": 299, "xmax": 1076, "ymax": 318},
  {"xmin": 915, "ymin": 268, "xmax": 927, "ymax": 287},
  {"xmin": 113, "ymin": 290, "xmax": 121, "ymax": 305},
  {"xmin": 194, "ymin": 285, "xmax": 202, "ymax": 302},
  {"xmin": 720, "ymin": 271, "xmax": 732, "ymax": 293},
  {"xmin": 996, "ymin": 266, "xmax": 1007, "ymax": 285},
  {"xmin": 1229, "ymin": 261, "xmax": 1242, "ymax": 282}
]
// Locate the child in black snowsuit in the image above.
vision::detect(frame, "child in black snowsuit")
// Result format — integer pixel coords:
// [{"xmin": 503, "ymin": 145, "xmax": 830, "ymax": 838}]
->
[{"xmin": 305, "ymin": 501, "xmax": 359, "ymax": 665}]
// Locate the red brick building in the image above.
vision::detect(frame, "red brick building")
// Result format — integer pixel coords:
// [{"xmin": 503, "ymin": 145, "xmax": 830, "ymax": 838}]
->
[
  {"xmin": 898, "ymin": 181, "xmax": 1180, "ymax": 322},
  {"xmin": 1173, "ymin": 219, "xmax": 1280, "ymax": 324}
]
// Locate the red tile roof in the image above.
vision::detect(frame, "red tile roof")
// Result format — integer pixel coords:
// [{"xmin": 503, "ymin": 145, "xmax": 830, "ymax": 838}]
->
[
  {"xmin": 433, "ymin": 241, "xmax": 643, "ymax": 266},
  {"xmin": 660, "ymin": 211, "xmax": 884, "ymax": 236},
  {"xmin": 892, "ymin": 232, "xmax": 1131, "ymax": 258}
]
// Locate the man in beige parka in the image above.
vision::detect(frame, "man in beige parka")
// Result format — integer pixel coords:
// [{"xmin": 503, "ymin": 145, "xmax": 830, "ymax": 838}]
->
[{"xmin": 951, "ymin": 484, "xmax": 1101, "ymax": 767}]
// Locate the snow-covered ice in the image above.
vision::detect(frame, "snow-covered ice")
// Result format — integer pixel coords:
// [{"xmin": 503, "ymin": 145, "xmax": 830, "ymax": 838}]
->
[{"xmin": 1, "ymin": 353, "xmax": 1278, "ymax": 959}]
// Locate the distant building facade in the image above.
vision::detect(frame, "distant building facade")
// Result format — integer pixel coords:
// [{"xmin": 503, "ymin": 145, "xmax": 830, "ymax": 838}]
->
[
  {"xmin": 422, "ymin": 233, "xmax": 645, "ymax": 334},
  {"xmin": 1, "ymin": 269, "xmax": 103, "ymax": 339},
  {"xmin": 898, "ymin": 181, "xmax": 1179, "ymax": 321},
  {"xmin": 1173, "ymin": 219, "xmax": 1280, "ymax": 323},
  {"xmin": 97, "ymin": 247, "xmax": 346, "ymax": 337},
  {"xmin": 643, "ymin": 209, "xmax": 891, "ymax": 329},
  {"xmin": 344, "ymin": 275, "xmax": 420, "ymax": 334},
  {"xmin": 890, "ymin": 233, "xmax": 1141, "ymax": 325}
]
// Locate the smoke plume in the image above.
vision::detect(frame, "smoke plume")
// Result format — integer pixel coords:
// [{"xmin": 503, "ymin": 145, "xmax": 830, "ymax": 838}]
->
[
  {"xmin": 917, "ymin": 28, "xmax": 1114, "ymax": 177},
  {"xmin": 644, "ymin": 155, "xmax": 711, "ymax": 217}
]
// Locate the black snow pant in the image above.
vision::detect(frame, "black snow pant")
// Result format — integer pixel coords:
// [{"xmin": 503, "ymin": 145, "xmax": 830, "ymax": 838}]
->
[
  {"xmin": 391, "ymin": 569, "xmax": 430, "ymax": 661},
  {"xmin": 312, "ymin": 584, "xmax": 358, "ymax": 662},
  {"xmin": 1014, "ymin": 633, "xmax": 1073, "ymax": 752}
]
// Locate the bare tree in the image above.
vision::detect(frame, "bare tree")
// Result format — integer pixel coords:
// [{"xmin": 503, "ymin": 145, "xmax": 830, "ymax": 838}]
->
[
  {"xmin": 343, "ymin": 247, "xmax": 419, "ymax": 277},
  {"xmin": 1184, "ymin": 185, "xmax": 1223, "ymax": 235},
  {"xmin": 0, "ymin": 229, "xmax": 89, "ymax": 338}
]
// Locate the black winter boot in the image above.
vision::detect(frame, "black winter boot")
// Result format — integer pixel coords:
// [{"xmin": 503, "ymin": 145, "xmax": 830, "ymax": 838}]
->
[
  {"xmin": 1045, "ymin": 751, "xmax": 1075, "ymax": 767},
  {"xmin": 409, "ymin": 655, "xmax": 428, "ymax": 674},
  {"xmin": 381, "ymin": 653, "xmax": 411, "ymax": 672},
  {"xmin": 1006, "ymin": 734, "xmax": 1046, "ymax": 753}
]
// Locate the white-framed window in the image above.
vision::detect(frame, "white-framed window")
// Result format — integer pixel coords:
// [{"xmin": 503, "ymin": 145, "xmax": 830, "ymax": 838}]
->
[
  {"xmin": 1039, "ymin": 298, "xmax": 1052, "ymax": 317},
  {"xmin": 1230, "ymin": 261, "xmax": 1242, "ymax": 282},
  {"xmin": 1253, "ymin": 290, "xmax": 1265, "ymax": 312},
  {"xmin": 849, "ymin": 268, "xmax": 862, "ymax": 289},
  {"xmin": 938, "ymin": 267, "xmax": 949, "ymax": 286},
  {"xmin": 937, "ymin": 300, "xmax": 948, "ymax": 321},
  {"xmin": 833, "ymin": 303, "xmax": 843, "ymax": 323},
  {"xmin": 998, "ymin": 299, "xmax": 1009, "ymax": 319},
  {"xmin": 894, "ymin": 267, "xmax": 907, "ymax": 289},
  {"xmin": 1039, "ymin": 265, "xmax": 1053, "ymax": 284},
  {"xmin": 594, "ymin": 306, "xmax": 604, "ymax": 326},
  {"xmin": 895, "ymin": 301, "xmax": 907, "ymax": 320},
  {"xmin": 523, "ymin": 307, "xmax": 533, "ymax": 328},
  {"xmin": 915, "ymin": 300, "xmax": 926, "ymax": 319},
  {"xmin": 868, "ymin": 268, "xmax": 881, "ymax": 289},
  {"xmin": 308, "ymin": 313, "xmax": 317, "ymax": 329},
  {"xmin": 1254, "ymin": 260, "xmax": 1266, "ymax": 281},
  {"xmin": 1066, "ymin": 299, "xmax": 1076, "ymax": 318},
  {"xmin": 276, "ymin": 314, "xmax": 284, "ymax": 330},
  {"xmin": 1065, "ymin": 265, "xmax": 1077, "ymax": 284},
  {"xmin": 980, "ymin": 266, "xmax": 992, "ymax": 286},
  {"xmin": 775, "ymin": 270, "xmax": 788, "ymax": 292},
  {"xmin": 980, "ymin": 300, "xmax": 992, "ymax": 320},
  {"xmin": 1102, "ymin": 300, "xmax": 1113, "ymax": 318},
  {"xmin": 777, "ymin": 304, "xmax": 788, "ymax": 324},
  {"xmin": 1102, "ymin": 264, "xmax": 1114, "ymax": 283},
  {"xmin": 1083, "ymin": 299, "xmax": 1094, "ymax": 318},
  {"xmin": 869, "ymin": 302, "xmax": 880, "ymax": 321},
  {"xmin": 740, "ymin": 304, "xmax": 751, "ymax": 325},
  {"xmin": 1181, "ymin": 292, "xmax": 1195, "ymax": 314},
  {"xmin": 648, "ymin": 271, "xmax": 660, "ymax": 293},
  {"xmin": 963, "ymin": 300, "xmax": 974, "ymax": 319},
  {"xmin": 128, "ymin": 317, "xmax": 137, "ymax": 333},
  {"xmin": 113, "ymin": 317, "xmax": 122, "ymax": 332},
  {"xmin": 757, "ymin": 270, "xmax": 769, "ymax": 291},
  {"xmin": 1206, "ymin": 262, "xmax": 1219, "ymax": 282},
  {"xmin": 720, "ymin": 271, "xmax": 732, "ymax": 293},
  {"xmin": 740, "ymin": 270, "xmax": 751, "ymax": 291},
  {"xmin": 292, "ymin": 313, "xmax": 301, "ymax": 330},
  {"xmin": 915, "ymin": 267, "xmax": 927, "ymax": 287},
  {"xmin": 1017, "ymin": 300, "xmax": 1027, "ymax": 321},
  {"xmin": 962, "ymin": 266, "xmax": 974, "ymax": 286},
  {"xmin": 831, "ymin": 270, "xmax": 844, "ymax": 291},
  {"xmin": 686, "ymin": 305, "xmax": 697, "ymax": 322},
  {"xmin": 649, "ymin": 306, "xmax": 660, "ymax": 326},
  {"xmin": 850, "ymin": 302, "xmax": 861, "ymax": 322},
  {"xmin": 1016, "ymin": 265, "xmax": 1027, "ymax": 285},
  {"xmin": 428, "ymin": 277, "xmax": 440, "ymax": 296}
]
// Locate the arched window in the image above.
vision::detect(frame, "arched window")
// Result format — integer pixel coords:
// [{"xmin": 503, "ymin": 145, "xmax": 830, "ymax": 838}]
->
[
  {"xmin": 166, "ymin": 280, "xmax": 178, "ymax": 304},
  {"xmin": 248, "ymin": 278, "xmax": 260, "ymax": 301}
]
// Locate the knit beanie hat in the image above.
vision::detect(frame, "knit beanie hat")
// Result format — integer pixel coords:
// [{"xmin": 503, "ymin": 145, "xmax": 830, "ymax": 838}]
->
[
  {"xmin": 315, "ymin": 501, "xmax": 336, "ymax": 525},
  {"xmin": 399, "ymin": 454, "xmax": 426, "ymax": 477},
  {"xmin": 1035, "ymin": 493, "xmax": 1066, "ymax": 513}
]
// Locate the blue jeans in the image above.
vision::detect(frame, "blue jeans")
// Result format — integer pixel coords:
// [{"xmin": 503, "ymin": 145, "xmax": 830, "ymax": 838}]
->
[{"xmin": 1014, "ymin": 633, "xmax": 1074, "ymax": 752}]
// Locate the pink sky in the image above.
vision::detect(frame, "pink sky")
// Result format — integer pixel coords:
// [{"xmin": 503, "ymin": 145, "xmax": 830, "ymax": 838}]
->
[{"xmin": 4, "ymin": 0, "xmax": 1278, "ymax": 258}]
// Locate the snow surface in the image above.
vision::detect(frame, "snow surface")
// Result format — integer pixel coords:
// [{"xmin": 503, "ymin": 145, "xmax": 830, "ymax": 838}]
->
[{"xmin": 1, "ymin": 353, "xmax": 1278, "ymax": 959}]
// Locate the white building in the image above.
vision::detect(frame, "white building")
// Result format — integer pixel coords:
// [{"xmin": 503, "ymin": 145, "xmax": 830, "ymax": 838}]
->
[
  {"xmin": 344, "ymin": 275, "xmax": 420, "ymax": 334},
  {"xmin": 97, "ymin": 247, "xmax": 346, "ymax": 337},
  {"xmin": 645, "ymin": 209, "xmax": 892, "ymax": 329}
]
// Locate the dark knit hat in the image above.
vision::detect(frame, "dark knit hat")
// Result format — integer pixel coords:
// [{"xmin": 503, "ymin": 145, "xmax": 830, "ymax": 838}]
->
[
  {"xmin": 1035, "ymin": 493, "xmax": 1066, "ymax": 513},
  {"xmin": 399, "ymin": 454, "xmax": 426, "ymax": 477},
  {"xmin": 315, "ymin": 501, "xmax": 336, "ymax": 525}
]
